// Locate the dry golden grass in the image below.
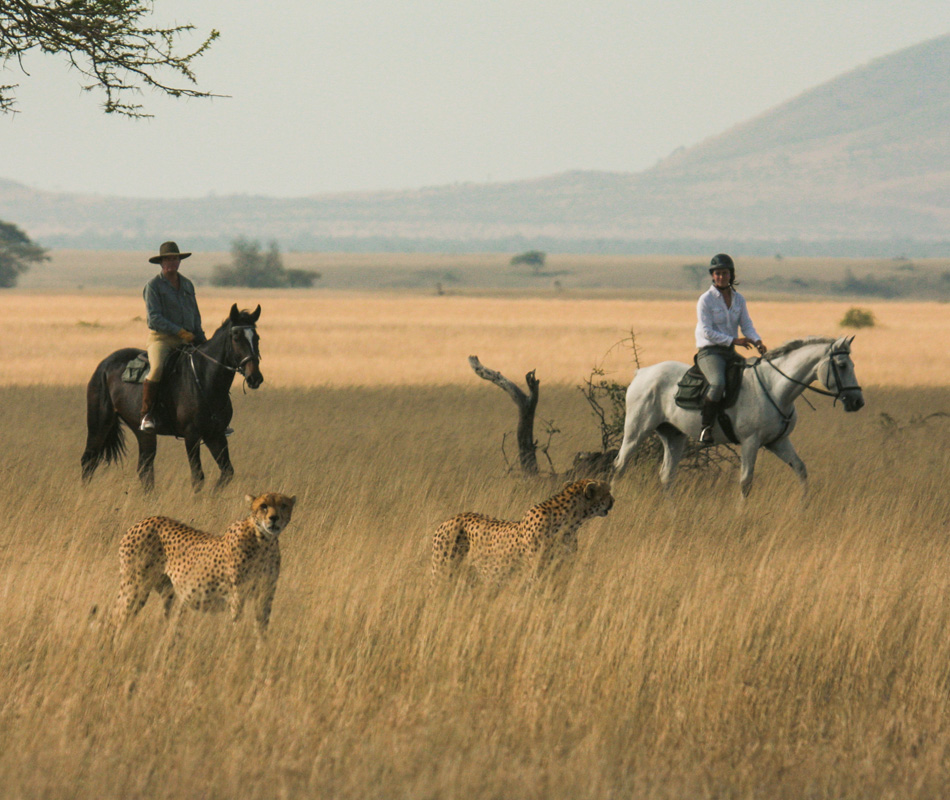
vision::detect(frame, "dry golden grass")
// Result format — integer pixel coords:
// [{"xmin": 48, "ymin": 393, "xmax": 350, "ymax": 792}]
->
[
  {"xmin": 2, "ymin": 383, "xmax": 950, "ymax": 798},
  {"xmin": 2, "ymin": 278, "xmax": 950, "ymax": 797},
  {"xmin": 2, "ymin": 291, "xmax": 948, "ymax": 387}
]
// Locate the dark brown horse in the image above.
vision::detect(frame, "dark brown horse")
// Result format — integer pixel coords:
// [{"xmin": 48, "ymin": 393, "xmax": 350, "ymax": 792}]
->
[{"xmin": 81, "ymin": 304, "xmax": 263, "ymax": 492}]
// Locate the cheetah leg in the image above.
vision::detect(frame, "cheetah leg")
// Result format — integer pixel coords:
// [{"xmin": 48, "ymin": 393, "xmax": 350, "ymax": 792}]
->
[
  {"xmin": 255, "ymin": 585, "xmax": 276, "ymax": 638},
  {"xmin": 228, "ymin": 590, "xmax": 246, "ymax": 624},
  {"xmin": 156, "ymin": 575, "xmax": 176, "ymax": 618},
  {"xmin": 112, "ymin": 584, "xmax": 151, "ymax": 631},
  {"xmin": 112, "ymin": 552, "xmax": 163, "ymax": 632},
  {"xmin": 429, "ymin": 519, "xmax": 469, "ymax": 590}
]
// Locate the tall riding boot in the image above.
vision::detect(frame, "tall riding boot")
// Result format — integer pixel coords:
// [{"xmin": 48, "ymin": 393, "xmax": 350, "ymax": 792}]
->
[
  {"xmin": 699, "ymin": 400, "xmax": 719, "ymax": 445},
  {"xmin": 140, "ymin": 380, "xmax": 158, "ymax": 432}
]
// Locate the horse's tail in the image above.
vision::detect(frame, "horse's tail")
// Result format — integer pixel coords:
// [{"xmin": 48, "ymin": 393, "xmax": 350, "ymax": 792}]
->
[{"xmin": 81, "ymin": 363, "xmax": 126, "ymax": 482}]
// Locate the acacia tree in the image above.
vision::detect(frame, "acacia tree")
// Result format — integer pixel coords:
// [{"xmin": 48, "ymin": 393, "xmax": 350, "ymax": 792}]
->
[
  {"xmin": 0, "ymin": 0, "xmax": 219, "ymax": 116},
  {"xmin": 0, "ymin": 220, "xmax": 48, "ymax": 288}
]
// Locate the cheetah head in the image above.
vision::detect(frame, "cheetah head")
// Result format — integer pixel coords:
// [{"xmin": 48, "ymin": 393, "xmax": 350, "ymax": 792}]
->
[
  {"xmin": 578, "ymin": 479, "xmax": 614, "ymax": 517},
  {"xmin": 246, "ymin": 492, "xmax": 297, "ymax": 538}
]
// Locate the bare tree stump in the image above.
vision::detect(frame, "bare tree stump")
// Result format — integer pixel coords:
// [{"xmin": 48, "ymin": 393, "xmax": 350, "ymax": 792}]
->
[{"xmin": 468, "ymin": 355, "xmax": 539, "ymax": 474}]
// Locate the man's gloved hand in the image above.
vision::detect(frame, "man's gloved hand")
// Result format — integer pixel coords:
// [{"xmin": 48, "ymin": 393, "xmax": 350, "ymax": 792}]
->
[{"xmin": 178, "ymin": 329, "xmax": 195, "ymax": 344}]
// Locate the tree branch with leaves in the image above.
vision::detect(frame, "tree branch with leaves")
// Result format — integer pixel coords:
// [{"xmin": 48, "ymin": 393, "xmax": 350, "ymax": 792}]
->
[{"xmin": 0, "ymin": 0, "xmax": 221, "ymax": 116}]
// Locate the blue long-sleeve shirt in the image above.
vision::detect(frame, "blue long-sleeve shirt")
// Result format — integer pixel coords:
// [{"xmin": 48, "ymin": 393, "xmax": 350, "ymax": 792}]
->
[
  {"xmin": 144, "ymin": 272, "xmax": 206, "ymax": 343},
  {"xmin": 695, "ymin": 285, "xmax": 760, "ymax": 348}
]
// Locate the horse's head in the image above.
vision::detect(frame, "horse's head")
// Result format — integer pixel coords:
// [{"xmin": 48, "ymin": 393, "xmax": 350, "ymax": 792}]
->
[
  {"xmin": 818, "ymin": 336, "xmax": 864, "ymax": 412},
  {"xmin": 228, "ymin": 303, "xmax": 264, "ymax": 389}
]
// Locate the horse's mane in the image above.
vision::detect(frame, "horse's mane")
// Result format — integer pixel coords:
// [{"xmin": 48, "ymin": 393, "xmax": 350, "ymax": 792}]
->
[{"xmin": 762, "ymin": 336, "xmax": 835, "ymax": 360}]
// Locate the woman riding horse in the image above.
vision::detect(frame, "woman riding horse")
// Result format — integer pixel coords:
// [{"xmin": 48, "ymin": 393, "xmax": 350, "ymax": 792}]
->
[
  {"xmin": 141, "ymin": 241, "xmax": 217, "ymax": 432},
  {"xmin": 695, "ymin": 253, "xmax": 768, "ymax": 443}
]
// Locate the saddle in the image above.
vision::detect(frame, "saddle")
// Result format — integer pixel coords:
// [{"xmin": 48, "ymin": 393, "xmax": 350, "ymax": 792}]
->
[
  {"xmin": 121, "ymin": 347, "xmax": 187, "ymax": 384},
  {"xmin": 121, "ymin": 354, "xmax": 150, "ymax": 384},
  {"xmin": 674, "ymin": 355, "xmax": 746, "ymax": 411}
]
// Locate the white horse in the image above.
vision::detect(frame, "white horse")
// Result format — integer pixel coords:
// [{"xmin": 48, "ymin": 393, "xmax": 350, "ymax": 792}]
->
[{"xmin": 612, "ymin": 336, "xmax": 864, "ymax": 497}]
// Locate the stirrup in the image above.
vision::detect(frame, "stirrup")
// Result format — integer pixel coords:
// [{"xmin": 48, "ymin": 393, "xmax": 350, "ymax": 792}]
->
[
  {"xmin": 140, "ymin": 415, "xmax": 156, "ymax": 432},
  {"xmin": 698, "ymin": 425, "xmax": 714, "ymax": 445}
]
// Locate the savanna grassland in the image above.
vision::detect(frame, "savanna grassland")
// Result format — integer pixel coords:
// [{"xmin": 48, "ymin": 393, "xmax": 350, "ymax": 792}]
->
[{"xmin": 2, "ymin": 271, "xmax": 950, "ymax": 799}]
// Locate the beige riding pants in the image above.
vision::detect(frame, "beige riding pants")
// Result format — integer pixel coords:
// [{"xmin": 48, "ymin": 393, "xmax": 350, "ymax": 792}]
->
[{"xmin": 145, "ymin": 330, "xmax": 181, "ymax": 382}]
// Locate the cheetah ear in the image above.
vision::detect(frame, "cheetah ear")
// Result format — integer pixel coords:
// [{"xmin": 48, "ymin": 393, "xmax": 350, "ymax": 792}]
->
[
  {"xmin": 584, "ymin": 481, "xmax": 598, "ymax": 499},
  {"xmin": 289, "ymin": 495, "xmax": 297, "ymax": 506},
  {"xmin": 245, "ymin": 494, "xmax": 255, "ymax": 505}
]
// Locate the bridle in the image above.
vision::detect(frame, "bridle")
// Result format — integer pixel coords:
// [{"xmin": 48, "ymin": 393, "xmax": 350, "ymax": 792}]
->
[
  {"xmin": 756, "ymin": 344, "xmax": 861, "ymax": 404},
  {"xmin": 750, "ymin": 344, "xmax": 861, "ymax": 442},
  {"xmin": 187, "ymin": 323, "xmax": 261, "ymax": 388}
]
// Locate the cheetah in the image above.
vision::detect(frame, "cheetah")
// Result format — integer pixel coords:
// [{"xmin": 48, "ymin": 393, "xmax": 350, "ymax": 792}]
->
[
  {"xmin": 430, "ymin": 479, "xmax": 613, "ymax": 587},
  {"xmin": 112, "ymin": 492, "xmax": 297, "ymax": 637}
]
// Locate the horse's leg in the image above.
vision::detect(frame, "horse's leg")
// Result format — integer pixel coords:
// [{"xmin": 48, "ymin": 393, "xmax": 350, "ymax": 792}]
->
[
  {"xmin": 613, "ymin": 403, "xmax": 656, "ymax": 479},
  {"xmin": 765, "ymin": 436, "xmax": 808, "ymax": 499},
  {"xmin": 184, "ymin": 435, "xmax": 205, "ymax": 493},
  {"xmin": 739, "ymin": 437, "xmax": 762, "ymax": 499},
  {"xmin": 656, "ymin": 425, "xmax": 687, "ymax": 489},
  {"xmin": 204, "ymin": 433, "xmax": 234, "ymax": 492},
  {"xmin": 133, "ymin": 431, "xmax": 157, "ymax": 493}
]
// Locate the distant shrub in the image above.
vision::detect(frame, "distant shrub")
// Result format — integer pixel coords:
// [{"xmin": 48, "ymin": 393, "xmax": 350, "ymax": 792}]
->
[
  {"xmin": 212, "ymin": 238, "xmax": 319, "ymax": 288},
  {"xmin": 837, "ymin": 268, "xmax": 898, "ymax": 298},
  {"xmin": 283, "ymin": 268, "xmax": 321, "ymax": 288},
  {"xmin": 840, "ymin": 307, "xmax": 876, "ymax": 328}
]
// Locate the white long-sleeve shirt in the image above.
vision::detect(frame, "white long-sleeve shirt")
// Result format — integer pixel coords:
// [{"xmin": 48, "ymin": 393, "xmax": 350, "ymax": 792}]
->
[{"xmin": 695, "ymin": 285, "xmax": 761, "ymax": 348}]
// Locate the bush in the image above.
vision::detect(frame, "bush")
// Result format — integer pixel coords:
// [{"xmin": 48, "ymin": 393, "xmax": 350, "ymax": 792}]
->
[
  {"xmin": 840, "ymin": 307, "xmax": 876, "ymax": 328},
  {"xmin": 212, "ymin": 238, "xmax": 320, "ymax": 288}
]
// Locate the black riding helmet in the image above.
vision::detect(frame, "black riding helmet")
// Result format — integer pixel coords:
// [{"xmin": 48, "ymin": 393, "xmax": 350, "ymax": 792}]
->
[{"xmin": 709, "ymin": 253, "xmax": 735, "ymax": 274}]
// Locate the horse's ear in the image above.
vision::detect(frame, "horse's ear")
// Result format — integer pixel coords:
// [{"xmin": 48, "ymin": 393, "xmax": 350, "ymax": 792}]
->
[
  {"xmin": 846, "ymin": 335, "xmax": 855, "ymax": 346},
  {"xmin": 250, "ymin": 304, "xmax": 261, "ymax": 323},
  {"xmin": 230, "ymin": 303, "xmax": 240, "ymax": 323}
]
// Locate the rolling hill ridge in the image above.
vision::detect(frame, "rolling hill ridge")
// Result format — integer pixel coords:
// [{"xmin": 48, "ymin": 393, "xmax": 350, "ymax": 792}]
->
[{"xmin": 2, "ymin": 34, "xmax": 948, "ymax": 255}]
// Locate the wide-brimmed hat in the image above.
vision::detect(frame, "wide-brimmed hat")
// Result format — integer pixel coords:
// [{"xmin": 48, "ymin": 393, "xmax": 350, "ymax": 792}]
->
[{"xmin": 149, "ymin": 241, "xmax": 192, "ymax": 264}]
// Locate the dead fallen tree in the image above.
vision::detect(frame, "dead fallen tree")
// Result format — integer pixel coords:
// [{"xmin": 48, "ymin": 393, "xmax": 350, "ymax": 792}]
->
[{"xmin": 468, "ymin": 355, "xmax": 539, "ymax": 475}]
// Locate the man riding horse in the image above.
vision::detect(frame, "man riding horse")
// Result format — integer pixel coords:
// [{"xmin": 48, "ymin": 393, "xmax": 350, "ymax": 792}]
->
[
  {"xmin": 695, "ymin": 253, "xmax": 768, "ymax": 444},
  {"xmin": 141, "ymin": 241, "xmax": 230, "ymax": 435}
]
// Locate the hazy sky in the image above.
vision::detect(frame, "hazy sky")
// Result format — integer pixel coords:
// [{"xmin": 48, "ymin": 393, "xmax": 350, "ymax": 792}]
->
[{"xmin": 3, "ymin": 0, "xmax": 947, "ymax": 198}]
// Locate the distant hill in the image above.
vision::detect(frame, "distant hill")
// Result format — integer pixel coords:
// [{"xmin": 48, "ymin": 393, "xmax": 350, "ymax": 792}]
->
[{"xmin": 2, "ymin": 34, "xmax": 948, "ymax": 256}]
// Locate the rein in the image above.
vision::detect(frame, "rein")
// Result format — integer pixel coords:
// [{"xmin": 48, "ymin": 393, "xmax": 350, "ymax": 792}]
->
[
  {"xmin": 187, "ymin": 324, "xmax": 259, "ymax": 391},
  {"xmin": 751, "ymin": 364, "xmax": 795, "ymax": 442},
  {"xmin": 758, "ymin": 346, "xmax": 862, "ymax": 404},
  {"xmin": 749, "ymin": 345, "xmax": 860, "ymax": 442}
]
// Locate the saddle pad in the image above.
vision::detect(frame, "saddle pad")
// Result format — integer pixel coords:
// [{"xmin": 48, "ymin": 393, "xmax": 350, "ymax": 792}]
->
[{"xmin": 121, "ymin": 354, "xmax": 150, "ymax": 384}]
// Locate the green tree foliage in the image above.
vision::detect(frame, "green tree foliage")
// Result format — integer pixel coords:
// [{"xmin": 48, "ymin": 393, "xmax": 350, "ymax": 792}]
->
[
  {"xmin": 211, "ymin": 239, "xmax": 320, "ymax": 289},
  {"xmin": 0, "ymin": 220, "xmax": 48, "ymax": 288},
  {"xmin": 510, "ymin": 250, "xmax": 546, "ymax": 273},
  {"xmin": 1, "ymin": 0, "xmax": 219, "ymax": 116}
]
